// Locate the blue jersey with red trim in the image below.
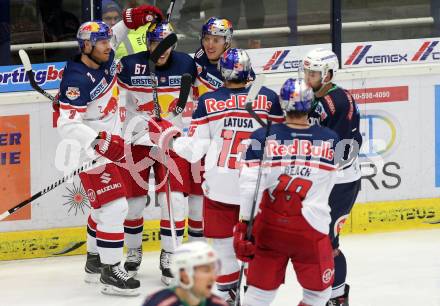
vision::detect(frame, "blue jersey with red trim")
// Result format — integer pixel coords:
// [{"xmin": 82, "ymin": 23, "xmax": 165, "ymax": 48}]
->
[
  {"xmin": 117, "ymin": 50, "xmax": 196, "ymax": 143},
  {"xmin": 117, "ymin": 50, "xmax": 196, "ymax": 119},
  {"xmin": 309, "ymin": 85, "xmax": 362, "ymax": 147},
  {"xmin": 173, "ymin": 85, "xmax": 284, "ymax": 205},
  {"xmin": 143, "ymin": 288, "xmax": 227, "ymax": 306},
  {"xmin": 193, "ymin": 48, "xmax": 224, "ymax": 99},
  {"xmin": 57, "ymin": 50, "xmax": 125, "ymax": 162},
  {"xmin": 308, "ymin": 85, "xmax": 362, "ymax": 183},
  {"xmin": 239, "ymin": 123, "xmax": 339, "ymax": 233}
]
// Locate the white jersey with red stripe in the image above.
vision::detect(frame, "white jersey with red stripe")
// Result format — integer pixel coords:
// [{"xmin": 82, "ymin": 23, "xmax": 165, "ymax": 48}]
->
[
  {"xmin": 173, "ymin": 85, "xmax": 284, "ymax": 205},
  {"xmin": 116, "ymin": 50, "xmax": 196, "ymax": 144},
  {"xmin": 240, "ymin": 123, "xmax": 339, "ymax": 234},
  {"xmin": 57, "ymin": 21, "xmax": 130, "ymax": 163}
]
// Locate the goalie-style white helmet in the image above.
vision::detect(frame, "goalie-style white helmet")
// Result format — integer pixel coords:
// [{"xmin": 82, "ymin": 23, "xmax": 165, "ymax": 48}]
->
[
  {"xmin": 171, "ymin": 241, "xmax": 219, "ymax": 289},
  {"xmin": 302, "ymin": 48, "xmax": 339, "ymax": 83}
]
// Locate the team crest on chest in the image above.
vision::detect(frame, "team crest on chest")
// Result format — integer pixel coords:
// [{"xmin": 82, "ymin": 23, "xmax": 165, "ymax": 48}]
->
[{"xmin": 66, "ymin": 87, "xmax": 80, "ymax": 100}]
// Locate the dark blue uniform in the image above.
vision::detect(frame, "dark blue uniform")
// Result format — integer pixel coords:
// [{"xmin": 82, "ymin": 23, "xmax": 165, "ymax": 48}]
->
[
  {"xmin": 309, "ymin": 84, "xmax": 363, "ymax": 299},
  {"xmin": 143, "ymin": 288, "xmax": 227, "ymax": 306}
]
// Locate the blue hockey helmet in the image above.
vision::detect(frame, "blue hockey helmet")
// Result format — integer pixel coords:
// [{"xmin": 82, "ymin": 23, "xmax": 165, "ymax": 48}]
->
[
  {"xmin": 218, "ymin": 48, "xmax": 252, "ymax": 82},
  {"xmin": 147, "ymin": 22, "xmax": 174, "ymax": 44},
  {"xmin": 201, "ymin": 17, "xmax": 233, "ymax": 44},
  {"xmin": 279, "ymin": 78, "xmax": 314, "ymax": 113},
  {"xmin": 77, "ymin": 21, "xmax": 112, "ymax": 51}
]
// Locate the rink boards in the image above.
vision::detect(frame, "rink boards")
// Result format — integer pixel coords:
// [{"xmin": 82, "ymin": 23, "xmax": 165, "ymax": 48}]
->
[{"xmin": 1, "ymin": 39, "xmax": 440, "ymax": 260}]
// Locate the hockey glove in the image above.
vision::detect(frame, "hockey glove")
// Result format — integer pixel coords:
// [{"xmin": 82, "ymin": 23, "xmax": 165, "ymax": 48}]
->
[
  {"xmin": 122, "ymin": 5, "xmax": 164, "ymax": 29},
  {"xmin": 94, "ymin": 131, "xmax": 125, "ymax": 162},
  {"xmin": 148, "ymin": 117, "xmax": 181, "ymax": 151},
  {"xmin": 233, "ymin": 221, "xmax": 255, "ymax": 262}
]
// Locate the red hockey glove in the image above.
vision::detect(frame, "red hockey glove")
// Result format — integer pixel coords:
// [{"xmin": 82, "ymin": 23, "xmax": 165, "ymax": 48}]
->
[
  {"xmin": 233, "ymin": 222, "xmax": 255, "ymax": 262},
  {"xmin": 148, "ymin": 117, "xmax": 181, "ymax": 151},
  {"xmin": 122, "ymin": 5, "xmax": 164, "ymax": 29},
  {"xmin": 94, "ymin": 131, "xmax": 125, "ymax": 162}
]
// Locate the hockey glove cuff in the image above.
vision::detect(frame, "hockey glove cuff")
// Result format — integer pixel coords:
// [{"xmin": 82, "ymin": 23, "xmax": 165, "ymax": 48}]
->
[
  {"xmin": 122, "ymin": 5, "xmax": 164, "ymax": 29},
  {"xmin": 233, "ymin": 221, "xmax": 255, "ymax": 262},
  {"xmin": 93, "ymin": 131, "xmax": 125, "ymax": 162},
  {"xmin": 148, "ymin": 118, "xmax": 181, "ymax": 151}
]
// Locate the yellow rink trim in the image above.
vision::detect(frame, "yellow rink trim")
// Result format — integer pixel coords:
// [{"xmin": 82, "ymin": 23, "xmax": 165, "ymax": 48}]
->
[
  {"xmin": 341, "ymin": 198, "xmax": 440, "ymax": 235},
  {"xmin": 1, "ymin": 198, "xmax": 440, "ymax": 261}
]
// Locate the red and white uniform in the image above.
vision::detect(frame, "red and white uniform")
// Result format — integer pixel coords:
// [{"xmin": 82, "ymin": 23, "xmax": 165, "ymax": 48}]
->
[
  {"xmin": 239, "ymin": 123, "xmax": 339, "ymax": 306},
  {"xmin": 173, "ymin": 85, "xmax": 283, "ymax": 291},
  {"xmin": 57, "ymin": 21, "xmax": 131, "ymax": 265},
  {"xmin": 117, "ymin": 49, "xmax": 196, "ymax": 252}
]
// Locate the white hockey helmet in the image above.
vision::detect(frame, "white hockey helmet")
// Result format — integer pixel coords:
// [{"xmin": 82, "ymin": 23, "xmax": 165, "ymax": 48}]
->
[
  {"xmin": 301, "ymin": 48, "xmax": 339, "ymax": 83},
  {"xmin": 171, "ymin": 241, "xmax": 219, "ymax": 289}
]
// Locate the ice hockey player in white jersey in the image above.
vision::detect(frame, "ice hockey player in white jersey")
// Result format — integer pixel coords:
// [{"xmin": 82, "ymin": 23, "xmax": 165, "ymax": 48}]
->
[
  {"xmin": 235, "ymin": 78, "xmax": 339, "ymax": 306},
  {"xmin": 146, "ymin": 48, "xmax": 284, "ymax": 304},
  {"xmin": 56, "ymin": 4, "xmax": 163, "ymax": 296},
  {"xmin": 303, "ymin": 48, "xmax": 362, "ymax": 306},
  {"xmin": 142, "ymin": 242, "xmax": 227, "ymax": 306}
]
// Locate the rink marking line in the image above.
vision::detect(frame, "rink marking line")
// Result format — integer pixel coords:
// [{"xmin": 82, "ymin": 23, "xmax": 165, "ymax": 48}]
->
[{"xmin": 2, "ymin": 198, "xmax": 440, "ymax": 261}]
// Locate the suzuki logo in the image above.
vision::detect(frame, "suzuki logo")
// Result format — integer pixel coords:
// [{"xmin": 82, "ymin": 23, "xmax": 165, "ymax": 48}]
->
[{"xmin": 100, "ymin": 172, "xmax": 111, "ymax": 184}]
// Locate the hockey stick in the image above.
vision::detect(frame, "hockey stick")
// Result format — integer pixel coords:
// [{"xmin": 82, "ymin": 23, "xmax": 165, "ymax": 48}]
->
[
  {"xmin": 18, "ymin": 49, "xmax": 56, "ymax": 102},
  {"xmin": 235, "ymin": 74, "xmax": 270, "ymax": 306},
  {"xmin": 0, "ymin": 158, "xmax": 97, "ymax": 221},
  {"xmin": 147, "ymin": 32, "xmax": 179, "ymax": 249},
  {"xmin": 174, "ymin": 73, "xmax": 192, "ymax": 116},
  {"xmin": 5, "ymin": 42, "xmax": 179, "ymax": 222},
  {"xmin": 148, "ymin": 32, "xmax": 178, "ymax": 119},
  {"xmin": 244, "ymin": 74, "xmax": 267, "ymax": 128},
  {"xmin": 166, "ymin": 0, "xmax": 177, "ymax": 22}
]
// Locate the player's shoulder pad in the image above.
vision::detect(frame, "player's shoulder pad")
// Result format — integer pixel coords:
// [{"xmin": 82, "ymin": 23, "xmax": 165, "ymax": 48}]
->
[
  {"xmin": 59, "ymin": 69, "xmax": 92, "ymax": 106},
  {"xmin": 314, "ymin": 125, "xmax": 340, "ymax": 144},
  {"xmin": 208, "ymin": 294, "xmax": 229, "ymax": 306},
  {"xmin": 172, "ymin": 51, "xmax": 196, "ymax": 74},
  {"xmin": 323, "ymin": 86, "xmax": 351, "ymax": 114},
  {"xmin": 260, "ymin": 86, "xmax": 278, "ymax": 99},
  {"xmin": 173, "ymin": 50, "xmax": 193, "ymax": 62},
  {"xmin": 120, "ymin": 51, "xmax": 148, "ymax": 68},
  {"xmin": 142, "ymin": 289, "xmax": 179, "ymax": 306}
]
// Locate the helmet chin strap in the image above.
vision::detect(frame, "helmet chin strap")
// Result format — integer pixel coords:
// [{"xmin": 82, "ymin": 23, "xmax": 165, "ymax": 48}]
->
[{"xmin": 314, "ymin": 72, "xmax": 333, "ymax": 97}]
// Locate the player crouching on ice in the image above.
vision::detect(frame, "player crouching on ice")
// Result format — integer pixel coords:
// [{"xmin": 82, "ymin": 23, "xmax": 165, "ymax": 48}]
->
[
  {"xmin": 57, "ymin": 4, "xmax": 163, "ymax": 296},
  {"xmin": 142, "ymin": 241, "xmax": 228, "ymax": 306},
  {"xmin": 233, "ymin": 79, "xmax": 339, "ymax": 306}
]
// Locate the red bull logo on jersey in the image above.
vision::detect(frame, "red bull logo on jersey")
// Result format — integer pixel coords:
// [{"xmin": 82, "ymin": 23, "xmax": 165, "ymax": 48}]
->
[
  {"xmin": 267, "ymin": 139, "xmax": 334, "ymax": 160},
  {"xmin": 99, "ymin": 87, "xmax": 119, "ymax": 119},
  {"xmin": 136, "ymin": 100, "xmax": 155, "ymax": 114},
  {"xmin": 205, "ymin": 94, "xmax": 272, "ymax": 113}
]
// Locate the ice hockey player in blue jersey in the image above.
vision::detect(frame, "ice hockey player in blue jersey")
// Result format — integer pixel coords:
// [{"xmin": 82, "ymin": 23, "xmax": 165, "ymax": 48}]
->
[
  {"xmin": 193, "ymin": 17, "xmax": 233, "ymax": 98},
  {"xmin": 142, "ymin": 241, "xmax": 227, "ymax": 306},
  {"xmin": 57, "ymin": 4, "xmax": 163, "ymax": 296},
  {"xmin": 117, "ymin": 21, "xmax": 196, "ymax": 285},
  {"xmin": 186, "ymin": 17, "xmax": 234, "ymax": 247},
  {"xmin": 147, "ymin": 48, "xmax": 284, "ymax": 304},
  {"xmin": 302, "ymin": 48, "xmax": 363, "ymax": 306},
  {"xmin": 235, "ymin": 78, "xmax": 339, "ymax": 306}
]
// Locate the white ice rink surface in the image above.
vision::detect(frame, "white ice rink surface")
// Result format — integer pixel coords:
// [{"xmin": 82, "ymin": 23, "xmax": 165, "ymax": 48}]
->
[{"xmin": 1, "ymin": 229, "xmax": 440, "ymax": 306}]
